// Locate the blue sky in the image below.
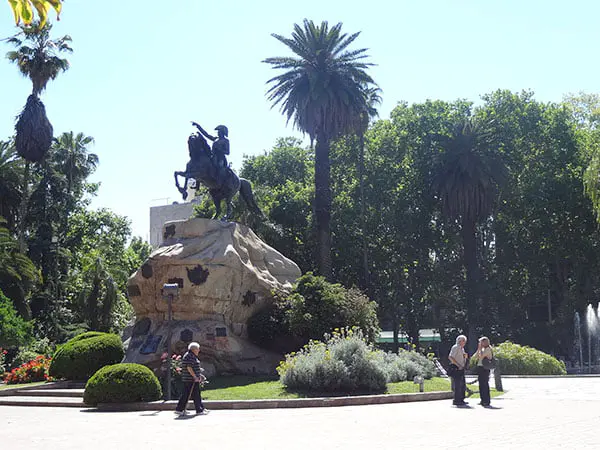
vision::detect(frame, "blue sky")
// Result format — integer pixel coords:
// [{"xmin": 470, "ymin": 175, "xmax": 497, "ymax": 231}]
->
[{"xmin": 1, "ymin": 0, "xmax": 599, "ymax": 239}]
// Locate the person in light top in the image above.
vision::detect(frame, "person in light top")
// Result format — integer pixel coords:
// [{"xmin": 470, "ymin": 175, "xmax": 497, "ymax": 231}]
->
[
  {"xmin": 448, "ymin": 335, "xmax": 468, "ymax": 406},
  {"xmin": 471, "ymin": 336, "xmax": 493, "ymax": 407}
]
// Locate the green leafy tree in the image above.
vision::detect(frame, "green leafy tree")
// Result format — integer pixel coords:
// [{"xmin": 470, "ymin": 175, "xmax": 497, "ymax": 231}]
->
[
  {"xmin": 356, "ymin": 87, "xmax": 382, "ymax": 291},
  {"xmin": 124, "ymin": 236, "xmax": 153, "ymax": 276},
  {"xmin": 77, "ymin": 256, "xmax": 119, "ymax": 332},
  {"xmin": 239, "ymin": 138, "xmax": 315, "ymax": 271},
  {"xmin": 264, "ymin": 19, "xmax": 376, "ymax": 279},
  {"xmin": 0, "ymin": 140, "xmax": 23, "ymax": 231},
  {"xmin": 0, "ymin": 288, "xmax": 32, "ymax": 348},
  {"xmin": 0, "ymin": 218, "xmax": 39, "ymax": 319},
  {"xmin": 483, "ymin": 90, "xmax": 599, "ymax": 354}
]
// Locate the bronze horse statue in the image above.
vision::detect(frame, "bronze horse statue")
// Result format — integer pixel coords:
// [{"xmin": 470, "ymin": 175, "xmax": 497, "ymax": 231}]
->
[{"xmin": 174, "ymin": 133, "xmax": 262, "ymax": 221}]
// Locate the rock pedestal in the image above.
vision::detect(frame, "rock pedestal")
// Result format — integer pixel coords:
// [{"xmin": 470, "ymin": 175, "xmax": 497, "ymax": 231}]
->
[{"xmin": 123, "ymin": 218, "xmax": 301, "ymax": 376}]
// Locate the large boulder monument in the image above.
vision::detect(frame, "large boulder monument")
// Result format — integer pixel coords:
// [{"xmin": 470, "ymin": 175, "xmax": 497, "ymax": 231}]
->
[{"xmin": 123, "ymin": 218, "xmax": 301, "ymax": 376}]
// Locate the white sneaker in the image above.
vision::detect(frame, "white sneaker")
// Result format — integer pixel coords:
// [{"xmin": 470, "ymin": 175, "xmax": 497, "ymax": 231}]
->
[{"xmin": 174, "ymin": 410, "xmax": 187, "ymax": 416}]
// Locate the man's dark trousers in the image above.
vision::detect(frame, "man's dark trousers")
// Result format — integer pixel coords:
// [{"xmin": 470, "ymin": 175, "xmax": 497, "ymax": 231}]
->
[{"xmin": 176, "ymin": 382, "xmax": 204, "ymax": 412}]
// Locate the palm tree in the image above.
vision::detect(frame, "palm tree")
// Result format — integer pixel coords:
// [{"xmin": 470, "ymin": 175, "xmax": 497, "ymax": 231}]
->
[
  {"xmin": 432, "ymin": 117, "xmax": 506, "ymax": 346},
  {"xmin": 6, "ymin": 23, "xmax": 72, "ymax": 250},
  {"xmin": 264, "ymin": 19, "xmax": 376, "ymax": 279},
  {"xmin": 52, "ymin": 132, "xmax": 97, "ymax": 202},
  {"xmin": 357, "ymin": 87, "xmax": 382, "ymax": 291},
  {"xmin": 0, "ymin": 141, "xmax": 23, "ymax": 231},
  {"xmin": 0, "ymin": 217, "xmax": 39, "ymax": 319},
  {"xmin": 7, "ymin": 0, "xmax": 62, "ymax": 28}
]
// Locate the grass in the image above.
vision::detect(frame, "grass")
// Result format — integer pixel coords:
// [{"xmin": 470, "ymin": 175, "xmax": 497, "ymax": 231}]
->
[
  {"xmin": 467, "ymin": 388, "xmax": 504, "ymax": 399},
  {"xmin": 201, "ymin": 376, "xmax": 452, "ymax": 400},
  {"xmin": 387, "ymin": 377, "xmax": 451, "ymax": 394},
  {"xmin": 0, "ymin": 381, "xmax": 47, "ymax": 391}
]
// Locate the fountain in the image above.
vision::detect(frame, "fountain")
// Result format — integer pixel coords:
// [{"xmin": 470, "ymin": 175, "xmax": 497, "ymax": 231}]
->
[
  {"xmin": 574, "ymin": 312, "xmax": 583, "ymax": 371},
  {"xmin": 586, "ymin": 304, "xmax": 599, "ymax": 373}
]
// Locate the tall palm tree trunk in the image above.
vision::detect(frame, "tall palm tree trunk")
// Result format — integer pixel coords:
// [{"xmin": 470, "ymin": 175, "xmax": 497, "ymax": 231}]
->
[
  {"xmin": 461, "ymin": 215, "xmax": 479, "ymax": 351},
  {"xmin": 17, "ymin": 160, "xmax": 30, "ymax": 253},
  {"xmin": 315, "ymin": 134, "xmax": 332, "ymax": 279},
  {"xmin": 358, "ymin": 133, "xmax": 370, "ymax": 292}
]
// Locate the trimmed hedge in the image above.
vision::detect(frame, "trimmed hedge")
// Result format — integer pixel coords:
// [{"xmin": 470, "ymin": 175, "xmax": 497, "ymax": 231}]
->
[
  {"xmin": 470, "ymin": 341, "xmax": 566, "ymax": 375},
  {"xmin": 84, "ymin": 363, "xmax": 162, "ymax": 406},
  {"xmin": 49, "ymin": 332, "xmax": 125, "ymax": 380}
]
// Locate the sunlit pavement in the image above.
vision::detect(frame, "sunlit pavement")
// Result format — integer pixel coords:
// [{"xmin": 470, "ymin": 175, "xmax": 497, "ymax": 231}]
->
[{"xmin": 2, "ymin": 377, "xmax": 599, "ymax": 449}]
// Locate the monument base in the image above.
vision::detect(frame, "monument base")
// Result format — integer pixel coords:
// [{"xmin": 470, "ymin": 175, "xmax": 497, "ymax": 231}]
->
[{"xmin": 122, "ymin": 315, "xmax": 281, "ymax": 377}]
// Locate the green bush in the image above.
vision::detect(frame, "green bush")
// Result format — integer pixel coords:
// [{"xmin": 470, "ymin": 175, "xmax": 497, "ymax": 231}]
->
[
  {"xmin": 0, "ymin": 289, "xmax": 32, "ymax": 348},
  {"xmin": 11, "ymin": 337, "xmax": 55, "ymax": 368},
  {"xmin": 83, "ymin": 363, "xmax": 162, "ymax": 406},
  {"xmin": 469, "ymin": 341, "xmax": 566, "ymax": 375},
  {"xmin": 278, "ymin": 329, "xmax": 437, "ymax": 394},
  {"xmin": 248, "ymin": 273, "xmax": 380, "ymax": 352},
  {"xmin": 491, "ymin": 342, "xmax": 566, "ymax": 375},
  {"xmin": 49, "ymin": 332, "xmax": 124, "ymax": 380}
]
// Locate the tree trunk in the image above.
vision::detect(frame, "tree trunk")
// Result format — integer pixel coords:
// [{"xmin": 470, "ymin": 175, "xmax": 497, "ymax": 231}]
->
[
  {"xmin": 392, "ymin": 317, "xmax": 400, "ymax": 353},
  {"xmin": 461, "ymin": 215, "xmax": 479, "ymax": 352},
  {"xmin": 17, "ymin": 160, "xmax": 30, "ymax": 253},
  {"xmin": 358, "ymin": 133, "xmax": 370, "ymax": 292},
  {"xmin": 314, "ymin": 134, "xmax": 332, "ymax": 279}
]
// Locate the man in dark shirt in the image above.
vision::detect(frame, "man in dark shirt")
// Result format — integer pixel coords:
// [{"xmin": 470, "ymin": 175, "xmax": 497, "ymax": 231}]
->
[{"xmin": 175, "ymin": 342, "xmax": 207, "ymax": 416}]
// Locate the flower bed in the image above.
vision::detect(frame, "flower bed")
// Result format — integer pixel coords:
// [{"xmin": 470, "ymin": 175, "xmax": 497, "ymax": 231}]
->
[{"xmin": 3, "ymin": 355, "xmax": 52, "ymax": 384}]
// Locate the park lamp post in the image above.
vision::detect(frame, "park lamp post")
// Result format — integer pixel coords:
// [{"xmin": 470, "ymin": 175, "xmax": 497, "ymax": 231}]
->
[{"xmin": 162, "ymin": 283, "xmax": 179, "ymax": 401}]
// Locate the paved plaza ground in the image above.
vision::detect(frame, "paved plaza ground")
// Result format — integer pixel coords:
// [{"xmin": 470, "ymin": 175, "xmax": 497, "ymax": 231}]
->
[{"xmin": 1, "ymin": 377, "xmax": 599, "ymax": 449}]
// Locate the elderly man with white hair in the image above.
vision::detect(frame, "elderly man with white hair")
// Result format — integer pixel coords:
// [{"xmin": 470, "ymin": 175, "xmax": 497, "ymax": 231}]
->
[
  {"xmin": 448, "ymin": 334, "xmax": 469, "ymax": 407},
  {"xmin": 175, "ymin": 342, "xmax": 207, "ymax": 416}
]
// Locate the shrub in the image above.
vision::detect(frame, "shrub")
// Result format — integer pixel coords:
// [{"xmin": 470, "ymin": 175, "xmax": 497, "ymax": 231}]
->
[
  {"xmin": 11, "ymin": 337, "xmax": 55, "ymax": 368},
  {"xmin": 382, "ymin": 349, "xmax": 438, "ymax": 381},
  {"xmin": 11, "ymin": 349, "xmax": 39, "ymax": 369},
  {"xmin": 0, "ymin": 289, "xmax": 32, "ymax": 348},
  {"xmin": 49, "ymin": 332, "xmax": 125, "ymax": 380},
  {"xmin": 4, "ymin": 355, "xmax": 52, "ymax": 384},
  {"xmin": 278, "ymin": 329, "xmax": 437, "ymax": 394},
  {"xmin": 489, "ymin": 341, "xmax": 566, "ymax": 375},
  {"xmin": 248, "ymin": 273, "xmax": 380, "ymax": 352},
  {"xmin": 159, "ymin": 352, "xmax": 183, "ymax": 399},
  {"xmin": 83, "ymin": 363, "xmax": 162, "ymax": 406}
]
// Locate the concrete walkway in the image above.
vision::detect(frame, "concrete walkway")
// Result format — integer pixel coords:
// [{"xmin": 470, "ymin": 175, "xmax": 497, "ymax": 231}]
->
[{"xmin": 2, "ymin": 377, "xmax": 599, "ymax": 449}]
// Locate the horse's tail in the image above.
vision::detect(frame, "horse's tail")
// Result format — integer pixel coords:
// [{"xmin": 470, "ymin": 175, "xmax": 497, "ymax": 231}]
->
[{"xmin": 239, "ymin": 178, "xmax": 263, "ymax": 217}]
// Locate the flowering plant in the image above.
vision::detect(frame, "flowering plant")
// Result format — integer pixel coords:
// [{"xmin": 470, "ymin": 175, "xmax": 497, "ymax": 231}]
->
[
  {"xmin": 3, "ymin": 355, "xmax": 53, "ymax": 384},
  {"xmin": 160, "ymin": 352, "xmax": 183, "ymax": 378},
  {"xmin": 159, "ymin": 353, "xmax": 183, "ymax": 399}
]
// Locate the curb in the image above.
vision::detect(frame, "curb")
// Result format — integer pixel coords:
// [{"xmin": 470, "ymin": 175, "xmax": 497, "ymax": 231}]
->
[
  {"xmin": 497, "ymin": 375, "xmax": 600, "ymax": 378},
  {"xmin": 96, "ymin": 391, "xmax": 453, "ymax": 411},
  {"xmin": 0, "ymin": 397, "xmax": 84, "ymax": 407},
  {"xmin": 0, "ymin": 381, "xmax": 82, "ymax": 397}
]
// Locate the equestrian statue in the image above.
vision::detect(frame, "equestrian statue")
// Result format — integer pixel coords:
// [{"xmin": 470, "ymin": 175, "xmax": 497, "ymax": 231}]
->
[{"xmin": 174, "ymin": 122, "xmax": 263, "ymax": 221}]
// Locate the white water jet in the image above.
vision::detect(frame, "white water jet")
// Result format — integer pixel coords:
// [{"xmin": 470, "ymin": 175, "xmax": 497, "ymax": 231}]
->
[
  {"xmin": 575, "ymin": 312, "xmax": 583, "ymax": 371},
  {"xmin": 586, "ymin": 304, "xmax": 599, "ymax": 372}
]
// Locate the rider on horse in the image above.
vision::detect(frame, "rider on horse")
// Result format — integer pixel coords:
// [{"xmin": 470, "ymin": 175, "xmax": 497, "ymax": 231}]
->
[{"xmin": 191, "ymin": 122, "xmax": 230, "ymax": 183}]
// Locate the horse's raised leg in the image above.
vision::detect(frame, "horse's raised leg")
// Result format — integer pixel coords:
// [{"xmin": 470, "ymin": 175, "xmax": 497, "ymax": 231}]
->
[{"xmin": 174, "ymin": 171, "xmax": 189, "ymax": 200}]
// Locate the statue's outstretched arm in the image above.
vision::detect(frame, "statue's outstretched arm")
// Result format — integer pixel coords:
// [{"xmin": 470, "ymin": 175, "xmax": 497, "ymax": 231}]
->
[{"xmin": 191, "ymin": 121, "xmax": 215, "ymax": 141}]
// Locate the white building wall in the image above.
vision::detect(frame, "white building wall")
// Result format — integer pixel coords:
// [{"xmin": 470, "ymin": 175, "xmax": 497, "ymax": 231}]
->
[{"xmin": 149, "ymin": 202, "xmax": 195, "ymax": 248}]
